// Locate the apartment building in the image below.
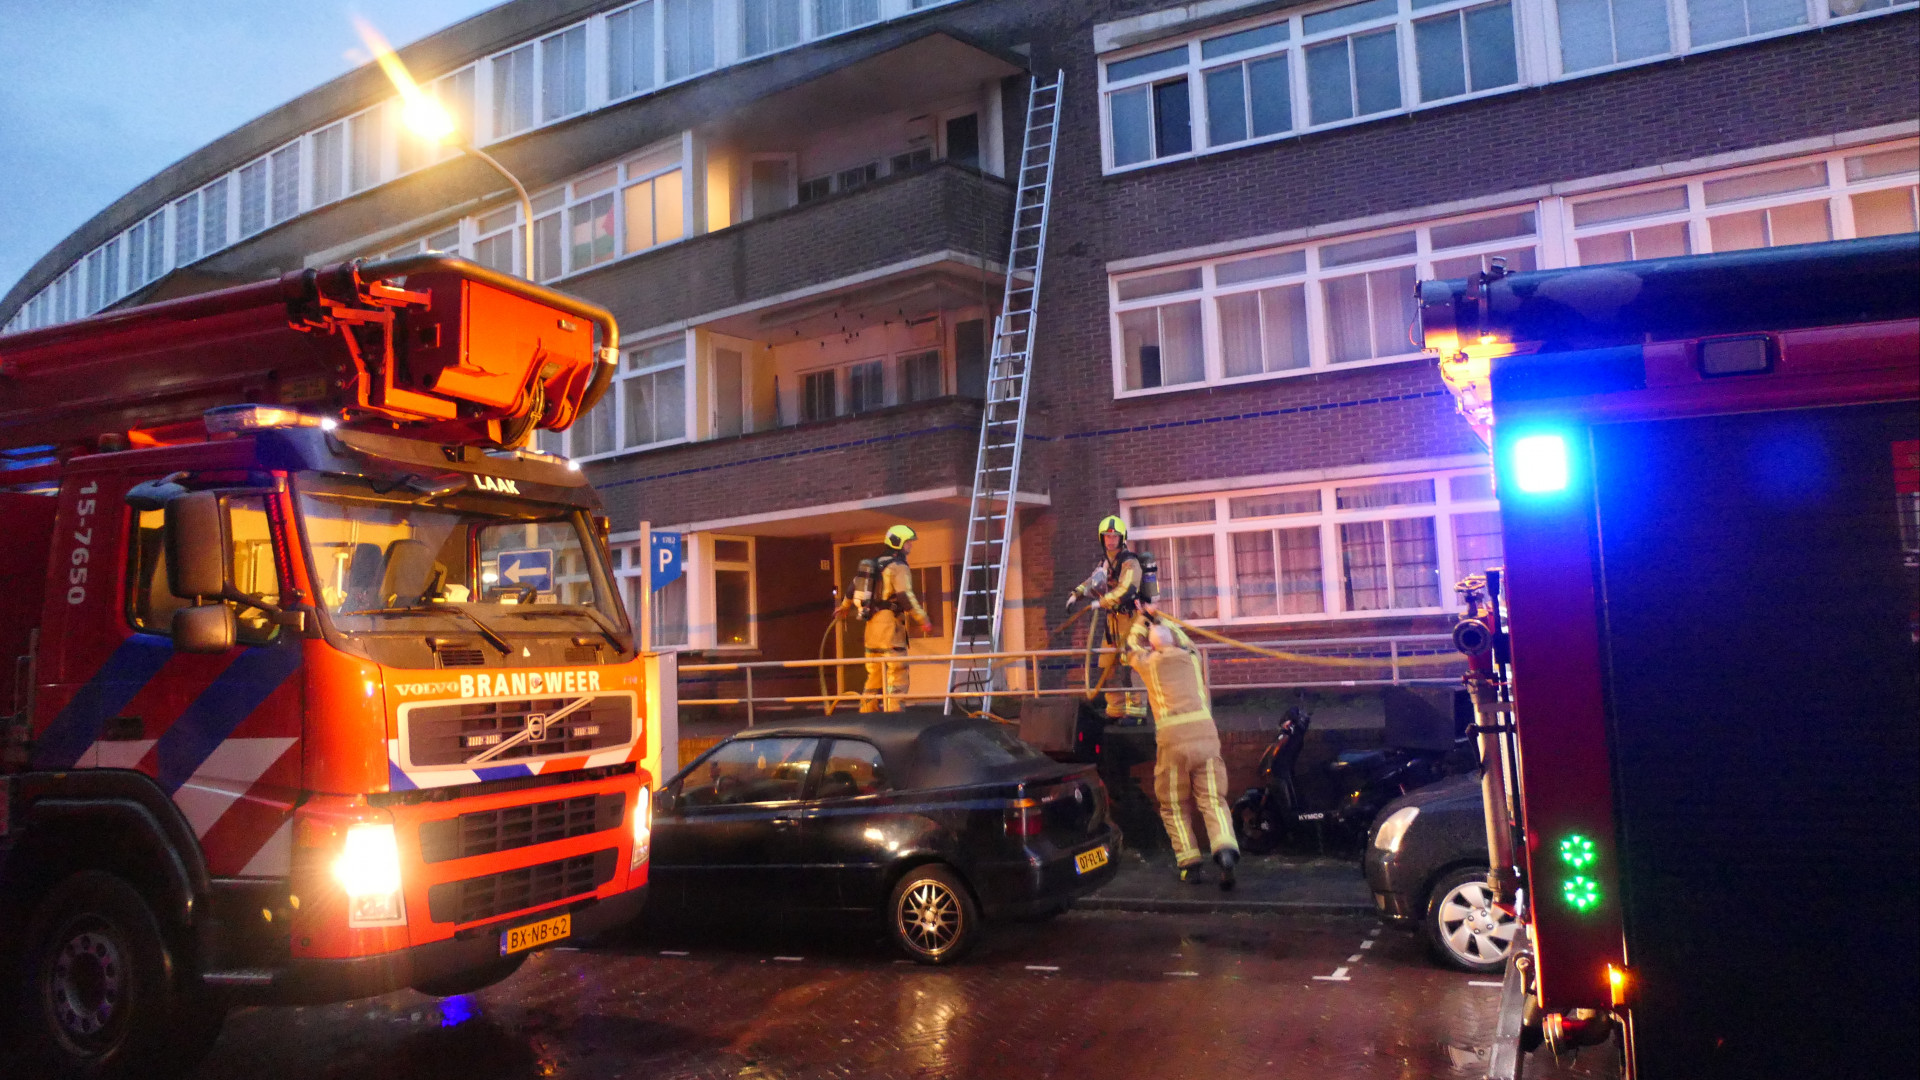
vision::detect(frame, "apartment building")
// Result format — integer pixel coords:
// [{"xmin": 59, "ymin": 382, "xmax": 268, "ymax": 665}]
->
[{"xmin": 4, "ymin": 0, "xmax": 1914, "ymax": 720}]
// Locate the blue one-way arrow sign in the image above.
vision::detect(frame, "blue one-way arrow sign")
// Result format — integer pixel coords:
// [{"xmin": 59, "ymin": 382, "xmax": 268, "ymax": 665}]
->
[{"xmin": 495, "ymin": 548, "xmax": 553, "ymax": 594}]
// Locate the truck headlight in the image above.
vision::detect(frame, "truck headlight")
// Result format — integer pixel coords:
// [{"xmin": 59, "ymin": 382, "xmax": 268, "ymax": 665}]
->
[
  {"xmin": 1373, "ymin": 806, "xmax": 1420, "ymax": 854},
  {"xmin": 334, "ymin": 822, "xmax": 407, "ymax": 926},
  {"xmin": 630, "ymin": 786, "xmax": 651, "ymax": 871}
]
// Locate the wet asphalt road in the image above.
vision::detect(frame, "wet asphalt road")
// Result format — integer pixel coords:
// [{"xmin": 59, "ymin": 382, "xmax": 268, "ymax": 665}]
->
[{"xmin": 189, "ymin": 909, "xmax": 1621, "ymax": 1080}]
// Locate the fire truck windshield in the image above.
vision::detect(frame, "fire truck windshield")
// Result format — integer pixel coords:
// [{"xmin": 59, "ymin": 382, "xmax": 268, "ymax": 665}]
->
[{"xmin": 294, "ymin": 475, "xmax": 624, "ymax": 648}]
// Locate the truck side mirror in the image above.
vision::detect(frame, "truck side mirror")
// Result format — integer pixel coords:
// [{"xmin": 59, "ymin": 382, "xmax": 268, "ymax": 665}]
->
[
  {"xmin": 165, "ymin": 491, "xmax": 228, "ymax": 599},
  {"xmin": 173, "ymin": 603, "xmax": 235, "ymax": 654}
]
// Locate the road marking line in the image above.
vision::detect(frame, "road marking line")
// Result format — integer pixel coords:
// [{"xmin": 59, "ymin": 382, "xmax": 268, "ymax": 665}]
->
[
  {"xmin": 1347, "ymin": 954, "xmax": 1363, "ymax": 962},
  {"xmin": 1025, "ymin": 965, "xmax": 1061, "ymax": 972},
  {"xmin": 553, "ymin": 946, "xmax": 581, "ymax": 952},
  {"xmin": 1469, "ymin": 980, "xmax": 1504, "ymax": 987},
  {"xmin": 1165, "ymin": 971, "xmax": 1200, "ymax": 977},
  {"xmin": 1368, "ymin": 928, "xmax": 1381, "ymax": 936},
  {"xmin": 1360, "ymin": 940, "xmax": 1375, "ymax": 950},
  {"xmin": 1313, "ymin": 967, "xmax": 1352, "ymax": 982},
  {"xmin": 659, "ymin": 950, "xmax": 689, "ymax": 956},
  {"xmin": 773, "ymin": 956, "xmax": 804, "ymax": 962}
]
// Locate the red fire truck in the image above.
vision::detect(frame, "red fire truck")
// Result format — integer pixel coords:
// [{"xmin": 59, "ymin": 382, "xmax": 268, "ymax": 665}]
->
[
  {"xmin": 1418, "ymin": 233, "xmax": 1919, "ymax": 1079},
  {"xmin": 0, "ymin": 255, "xmax": 661, "ymax": 1077}
]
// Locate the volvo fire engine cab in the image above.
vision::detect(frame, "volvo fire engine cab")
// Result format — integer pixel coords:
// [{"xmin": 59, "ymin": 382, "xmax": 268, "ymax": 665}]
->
[
  {"xmin": 0, "ymin": 255, "xmax": 662, "ymax": 1078},
  {"xmin": 1418, "ymin": 233, "xmax": 1919, "ymax": 1080}
]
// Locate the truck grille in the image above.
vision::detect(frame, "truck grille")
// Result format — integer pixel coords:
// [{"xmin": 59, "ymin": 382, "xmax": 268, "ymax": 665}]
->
[
  {"xmin": 418, "ymin": 792, "xmax": 627, "ymax": 864},
  {"xmin": 427, "ymin": 849, "xmax": 618, "ymax": 925},
  {"xmin": 406, "ymin": 695, "xmax": 632, "ymax": 767}
]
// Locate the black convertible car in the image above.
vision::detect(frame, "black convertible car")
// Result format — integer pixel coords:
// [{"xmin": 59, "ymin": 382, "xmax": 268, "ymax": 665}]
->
[{"xmin": 649, "ymin": 710, "xmax": 1122, "ymax": 963}]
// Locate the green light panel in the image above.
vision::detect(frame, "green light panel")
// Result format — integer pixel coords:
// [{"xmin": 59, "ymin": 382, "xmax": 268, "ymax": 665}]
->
[
  {"xmin": 1562, "ymin": 875, "xmax": 1601, "ymax": 912},
  {"xmin": 1558, "ymin": 834, "xmax": 1596, "ymax": 869}
]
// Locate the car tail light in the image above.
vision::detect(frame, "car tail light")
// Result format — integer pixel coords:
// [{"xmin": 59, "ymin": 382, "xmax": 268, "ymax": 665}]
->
[{"xmin": 1005, "ymin": 798, "xmax": 1043, "ymax": 838}]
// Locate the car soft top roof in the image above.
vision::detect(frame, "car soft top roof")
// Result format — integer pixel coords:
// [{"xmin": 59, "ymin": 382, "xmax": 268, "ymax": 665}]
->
[{"xmin": 745, "ymin": 707, "xmax": 1064, "ymax": 790}]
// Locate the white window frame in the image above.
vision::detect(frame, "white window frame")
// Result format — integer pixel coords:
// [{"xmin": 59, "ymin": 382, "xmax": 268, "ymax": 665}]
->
[
  {"xmin": 1123, "ymin": 466, "xmax": 1501, "ymax": 626},
  {"xmin": 706, "ymin": 533, "xmax": 758, "ymax": 651},
  {"xmin": 1110, "ymin": 205, "xmax": 1542, "ymax": 397},
  {"xmin": 541, "ymin": 331, "xmax": 694, "ymax": 461},
  {"xmin": 1563, "ymin": 139, "xmax": 1920, "ymax": 263},
  {"xmin": 1097, "ymin": 0, "xmax": 1915, "ymax": 174}
]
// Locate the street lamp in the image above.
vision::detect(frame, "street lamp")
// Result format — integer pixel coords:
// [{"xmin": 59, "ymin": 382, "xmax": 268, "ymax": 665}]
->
[{"xmin": 361, "ymin": 19, "xmax": 535, "ymax": 277}]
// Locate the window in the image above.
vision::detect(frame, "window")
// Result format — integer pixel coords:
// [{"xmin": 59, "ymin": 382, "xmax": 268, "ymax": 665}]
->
[
  {"xmin": 1555, "ymin": 0, "xmax": 1671, "ymax": 71},
  {"xmin": 200, "ymin": 177, "xmax": 229, "ymax": 254},
  {"xmin": 86, "ymin": 247, "xmax": 111, "ymax": 311},
  {"xmin": 493, "ymin": 44, "xmax": 536, "ymax": 137},
  {"xmin": 125, "ymin": 212, "xmax": 165, "ymax": 293},
  {"xmin": 712, "ymin": 536, "xmax": 754, "ymax": 648},
  {"xmin": 819, "ymin": 739, "xmax": 889, "ymax": 798},
  {"xmin": 848, "ymin": 359, "xmax": 886, "ymax": 413},
  {"xmin": 1570, "ymin": 142, "xmax": 1918, "ymax": 265},
  {"xmin": 238, "ymin": 159, "xmax": 268, "ymax": 237},
  {"xmin": 270, "ymin": 143, "xmax": 300, "ymax": 223},
  {"xmin": 678, "ymin": 737, "xmax": 815, "ymax": 806},
  {"xmin": 472, "ymin": 205, "xmax": 522, "ymax": 275},
  {"xmin": 1688, "ymin": 0, "xmax": 1807, "ymax": 44},
  {"xmin": 802, "ymin": 369, "xmax": 837, "ymax": 421},
  {"xmin": 1099, "ymin": 0, "xmax": 1901, "ymax": 173},
  {"xmin": 570, "ymin": 188, "xmax": 617, "ymax": 270},
  {"xmin": 816, "ymin": 0, "xmax": 880, "ymax": 35},
  {"xmin": 1304, "ymin": 1, "xmax": 1403, "ymax": 124},
  {"xmin": 899, "ymin": 349, "xmax": 943, "ymax": 402},
  {"xmin": 313, "ymin": 123, "xmax": 345, "ymax": 205},
  {"xmin": 1125, "ymin": 468, "xmax": 1498, "ymax": 623},
  {"xmin": 622, "ymin": 154, "xmax": 686, "ymax": 254},
  {"xmin": 609, "ymin": 2, "xmax": 658, "ymax": 99},
  {"xmin": 348, "ymin": 110, "xmax": 383, "ymax": 193},
  {"xmin": 541, "ymin": 26, "xmax": 588, "ymax": 123},
  {"xmin": 621, "ymin": 337, "xmax": 689, "ymax": 450},
  {"xmin": 127, "ymin": 495, "xmax": 281, "ymax": 644},
  {"xmin": 744, "ymin": 0, "xmax": 802, "ymax": 56},
  {"xmin": 664, "ymin": 0, "xmax": 716, "ymax": 81},
  {"xmin": 400, "ymin": 68, "xmax": 475, "ymax": 172},
  {"xmin": 1415, "ymin": 1, "xmax": 1520, "ymax": 102},
  {"xmin": 1114, "ymin": 208, "xmax": 1534, "ymax": 394}
]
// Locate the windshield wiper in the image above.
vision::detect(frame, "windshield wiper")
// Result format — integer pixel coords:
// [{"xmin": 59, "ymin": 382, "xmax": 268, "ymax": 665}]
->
[
  {"xmin": 340, "ymin": 603, "xmax": 514, "ymax": 656},
  {"xmin": 499, "ymin": 603, "xmax": 631, "ymax": 653}
]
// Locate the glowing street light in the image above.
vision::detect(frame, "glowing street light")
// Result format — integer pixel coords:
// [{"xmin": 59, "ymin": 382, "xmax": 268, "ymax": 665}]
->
[{"xmin": 357, "ymin": 18, "xmax": 534, "ymax": 278}]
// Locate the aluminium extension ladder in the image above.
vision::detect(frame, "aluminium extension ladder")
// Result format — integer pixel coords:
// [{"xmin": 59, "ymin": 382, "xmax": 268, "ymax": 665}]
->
[{"xmin": 945, "ymin": 72, "xmax": 1064, "ymax": 714}]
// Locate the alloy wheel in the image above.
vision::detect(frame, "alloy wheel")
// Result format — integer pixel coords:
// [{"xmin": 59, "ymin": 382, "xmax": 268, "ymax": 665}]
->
[
  {"xmin": 896, "ymin": 879, "xmax": 962, "ymax": 958},
  {"xmin": 1436, "ymin": 878, "xmax": 1517, "ymax": 967}
]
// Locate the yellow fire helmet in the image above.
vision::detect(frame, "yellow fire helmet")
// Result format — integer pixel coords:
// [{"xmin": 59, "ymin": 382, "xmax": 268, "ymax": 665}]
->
[
  {"xmin": 1097, "ymin": 514, "xmax": 1128, "ymax": 541},
  {"xmin": 885, "ymin": 524, "xmax": 918, "ymax": 550}
]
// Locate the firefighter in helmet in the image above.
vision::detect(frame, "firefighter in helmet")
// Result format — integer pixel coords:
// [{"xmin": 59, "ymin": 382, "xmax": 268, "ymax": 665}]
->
[
  {"xmin": 1121, "ymin": 611, "xmax": 1239, "ymax": 887},
  {"xmin": 840, "ymin": 524, "xmax": 932, "ymax": 712},
  {"xmin": 1066, "ymin": 515, "xmax": 1148, "ymax": 719}
]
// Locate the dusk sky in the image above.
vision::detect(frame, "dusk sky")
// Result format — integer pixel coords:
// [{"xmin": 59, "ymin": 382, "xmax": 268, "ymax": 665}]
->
[{"xmin": 0, "ymin": 1, "xmax": 504, "ymax": 298}]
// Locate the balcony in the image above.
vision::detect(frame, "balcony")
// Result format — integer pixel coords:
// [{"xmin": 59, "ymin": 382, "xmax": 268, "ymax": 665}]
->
[
  {"xmin": 587, "ymin": 394, "xmax": 1020, "ymax": 530},
  {"xmin": 561, "ymin": 160, "xmax": 1012, "ymax": 334}
]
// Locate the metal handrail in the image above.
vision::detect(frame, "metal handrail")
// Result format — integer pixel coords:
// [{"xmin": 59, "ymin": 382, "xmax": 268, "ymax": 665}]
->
[{"xmin": 677, "ymin": 633, "xmax": 1464, "ymax": 717}]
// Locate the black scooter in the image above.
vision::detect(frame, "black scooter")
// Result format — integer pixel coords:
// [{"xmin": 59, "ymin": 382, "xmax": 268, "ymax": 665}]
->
[{"xmin": 1231, "ymin": 707, "xmax": 1474, "ymax": 853}]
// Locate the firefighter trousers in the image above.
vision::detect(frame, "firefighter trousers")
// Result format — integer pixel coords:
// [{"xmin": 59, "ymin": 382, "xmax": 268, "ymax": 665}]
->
[
  {"xmin": 1095, "ymin": 610, "xmax": 1146, "ymax": 718},
  {"xmin": 862, "ymin": 647, "xmax": 909, "ymax": 712},
  {"xmin": 1153, "ymin": 728, "xmax": 1238, "ymax": 868}
]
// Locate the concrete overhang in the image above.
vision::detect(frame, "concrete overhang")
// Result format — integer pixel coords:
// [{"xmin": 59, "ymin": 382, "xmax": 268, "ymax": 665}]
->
[{"xmin": 705, "ymin": 32, "xmax": 1025, "ymax": 148}]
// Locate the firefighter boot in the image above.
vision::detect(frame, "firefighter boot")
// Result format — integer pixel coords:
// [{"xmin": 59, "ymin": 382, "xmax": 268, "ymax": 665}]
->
[
  {"xmin": 1178, "ymin": 864, "xmax": 1206, "ymax": 885},
  {"xmin": 1214, "ymin": 847, "xmax": 1238, "ymax": 891}
]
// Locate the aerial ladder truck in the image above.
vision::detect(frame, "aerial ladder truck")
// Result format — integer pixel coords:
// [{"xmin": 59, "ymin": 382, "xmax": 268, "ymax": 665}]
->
[{"xmin": 0, "ymin": 254, "xmax": 662, "ymax": 1077}]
